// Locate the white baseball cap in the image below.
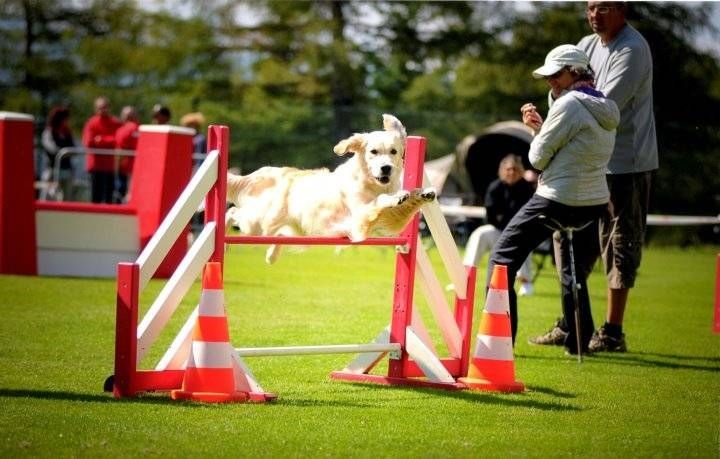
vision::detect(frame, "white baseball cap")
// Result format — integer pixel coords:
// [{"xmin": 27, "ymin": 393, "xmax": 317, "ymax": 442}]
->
[{"xmin": 532, "ymin": 44, "xmax": 590, "ymax": 79}]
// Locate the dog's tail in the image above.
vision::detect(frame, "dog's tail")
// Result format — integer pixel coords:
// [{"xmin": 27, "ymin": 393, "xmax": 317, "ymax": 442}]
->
[
  {"xmin": 226, "ymin": 168, "xmax": 285, "ymax": 204},
  {"xmin": 226, "ymin": 171, "xmax": 265, "ymax": 203},
  {"xmin": 226, "ymin": 172, "xmax": 246, "ymax": 203}
]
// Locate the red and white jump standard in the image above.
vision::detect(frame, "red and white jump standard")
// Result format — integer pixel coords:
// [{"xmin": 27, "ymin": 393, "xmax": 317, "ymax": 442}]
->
[{"xmin": 110, "ymin": 125, "xmax": 478, "ymax": 400}]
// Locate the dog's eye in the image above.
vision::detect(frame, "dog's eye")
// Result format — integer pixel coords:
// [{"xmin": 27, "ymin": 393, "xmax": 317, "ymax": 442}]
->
[
  {"xmin": 390, "ymin": 149, "xmax": 397, "ymax": 155},
  {"xmin": 370, "ymin": 149, "xmax": 378, "ymax": 155}
]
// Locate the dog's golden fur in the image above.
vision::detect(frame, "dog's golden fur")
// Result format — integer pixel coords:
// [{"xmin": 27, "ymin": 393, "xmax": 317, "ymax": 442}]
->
[{"xmin": 226, "ymin": 114, "xmax": 435, "ymax": 263}]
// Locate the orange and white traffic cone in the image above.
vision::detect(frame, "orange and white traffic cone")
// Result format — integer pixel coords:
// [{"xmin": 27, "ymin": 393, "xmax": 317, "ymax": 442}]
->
[
  {"xmin": 171, "ymin": 262, "xmax": 249, "ymax": 402},
  {"xmin": 459, "ymin": 264, "xmax": 524, "ymax": 392}
]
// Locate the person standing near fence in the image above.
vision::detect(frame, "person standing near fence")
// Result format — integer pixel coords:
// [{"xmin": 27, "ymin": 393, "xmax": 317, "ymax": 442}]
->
[
  {"xmin": 180, "ymin": 111, "xmax": 209, "ymax": 236},
  {"xmin": 152, "ymin": 104, "xmax": 171, "ymax": 125},
  {"xmin": 41, "ymin": 106, "xmax": 76, "ymax": 200},
  {"xmin": 82, "ymin": 96, "xmax": 121, "ymax": 203},
  {"xmin": 114, "ymin": 105, "xmax": 140, "ymax": 203},
  {"xmin": 530, "ymin": 2, "xmax": 658, "ymax": 352},
  {"xmin": 180, "ymin": 112, "xmax": 207, "ymax": 157}
]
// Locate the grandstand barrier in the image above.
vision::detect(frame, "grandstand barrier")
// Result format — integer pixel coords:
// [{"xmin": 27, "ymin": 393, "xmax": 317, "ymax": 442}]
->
[
  {"xmin": 109, "ymin": 125, "xmax": 479, "ymax": 400},
  {"xmin": 0, "ymin": 110, "xmax": 194, "ymax": 278}
]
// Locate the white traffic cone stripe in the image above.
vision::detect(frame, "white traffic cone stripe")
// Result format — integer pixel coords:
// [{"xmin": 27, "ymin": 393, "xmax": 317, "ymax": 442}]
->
[
  {"xmin": 188, "ymin": 342, "xmax": 233, "ymax": 368},
  {"xmin": 198, "ymin": 290, "xmax": 225, "ymax": 316},
  {"xmin": 473, "ymin": 334, "xmax": 514, "ymax": 361},
  {"xmin": 483, "ymin": 289, "xmax": 509, "ymax": 314}
]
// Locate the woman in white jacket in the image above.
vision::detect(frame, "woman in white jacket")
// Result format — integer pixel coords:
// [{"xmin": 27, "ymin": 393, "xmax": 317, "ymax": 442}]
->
[{"xmin": 488, "ymin": 44, "xmax": 620, "ymax": 355}]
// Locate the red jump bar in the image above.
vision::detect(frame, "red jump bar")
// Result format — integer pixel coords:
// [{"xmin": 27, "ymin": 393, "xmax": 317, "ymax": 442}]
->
[{"xmin": 225, "ymin": 235, "xmax": 409, "ymax": 246}]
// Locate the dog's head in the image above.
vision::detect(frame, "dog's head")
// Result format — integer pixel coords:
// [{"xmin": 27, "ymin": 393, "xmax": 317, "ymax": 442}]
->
[{"xmin": 333, "ymin": 114, "xmax": 407, "ymax": 188}]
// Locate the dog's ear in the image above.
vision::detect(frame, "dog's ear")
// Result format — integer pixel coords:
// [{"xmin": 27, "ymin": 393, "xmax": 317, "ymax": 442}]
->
[
  {"xmin": 382, "ymin": 114, "xmax": 407, "ymax": 140},
  {"xmin": 333, "ymin": 133, "xmax": 366, "ymax": 156}
]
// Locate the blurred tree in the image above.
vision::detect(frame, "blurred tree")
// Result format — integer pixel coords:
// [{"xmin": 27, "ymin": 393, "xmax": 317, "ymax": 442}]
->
[
  {"xmin": 0, "ymin": 0, "xmax": 90, "ymax": 114},
  {"xmin": 0, "ymin": 0, "xmax": 228, "ymax": 124}
]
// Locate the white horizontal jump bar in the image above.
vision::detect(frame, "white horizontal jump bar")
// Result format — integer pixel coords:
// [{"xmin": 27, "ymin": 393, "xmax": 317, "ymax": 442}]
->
[{"xmin": 234, "ymin": 343, "xmax": 400, "ymax": 357}]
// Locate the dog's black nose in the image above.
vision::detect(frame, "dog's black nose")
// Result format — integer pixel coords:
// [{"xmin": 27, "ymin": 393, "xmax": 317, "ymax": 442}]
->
[{"xmin": 381, "ymin": 165, "xmax": 392, "ymax": 175}]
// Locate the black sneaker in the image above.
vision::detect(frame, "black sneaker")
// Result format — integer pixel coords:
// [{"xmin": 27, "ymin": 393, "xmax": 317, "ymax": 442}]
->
[
  {"xmin": 528, "ymin": 319, "xmax": 568, "ymax": 346},
  {"xmin": 588, "ymin": 326, "xmax": 627, "ymax": 352}
]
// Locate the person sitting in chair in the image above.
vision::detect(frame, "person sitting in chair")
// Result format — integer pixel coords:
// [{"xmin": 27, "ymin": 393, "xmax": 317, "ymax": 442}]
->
[{"xmin": 464, "ymin": 154, "xmax": 535, "ymax": 295}]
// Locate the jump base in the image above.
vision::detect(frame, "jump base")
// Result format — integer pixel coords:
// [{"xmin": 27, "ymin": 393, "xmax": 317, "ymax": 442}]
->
[
  {"xmin": 457, "ymin": 377, "xmax": 525, "ymax": 393},
  {"xmin": 330, "ymin": 371, "xmax": 466, "ymax": 391}
]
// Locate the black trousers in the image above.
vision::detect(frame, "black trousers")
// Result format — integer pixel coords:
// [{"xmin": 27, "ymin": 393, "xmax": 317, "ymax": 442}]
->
[
  {"xmin": 90, "ymin": 171, "xmax": 115, "ymax": 204},
  {"xmin": 488, "ymin": 195, "xmax": 605, "ymax": 352}
]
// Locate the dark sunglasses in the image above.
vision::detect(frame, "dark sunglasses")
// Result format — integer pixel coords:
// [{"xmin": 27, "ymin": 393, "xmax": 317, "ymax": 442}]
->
[{"xmin": 586, "ymin": 5, "xmax": 616, "ymax": 15}]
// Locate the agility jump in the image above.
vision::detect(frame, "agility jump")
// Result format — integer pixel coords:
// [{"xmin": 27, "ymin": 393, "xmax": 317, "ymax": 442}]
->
[{"xmin": 108, "ymin": 122, "xmax": 489, "ymax": 401}]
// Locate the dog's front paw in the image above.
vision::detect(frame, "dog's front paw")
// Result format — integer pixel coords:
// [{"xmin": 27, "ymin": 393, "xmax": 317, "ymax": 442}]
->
[
  {"xmin": 396, "ymin": 190, "xmax": 410, "ymax": 205},
  {"xmin": 350, "ymin": 230, "xmax": 368, "ymax": 243},
  {"xmin": 420, "ymin": 187, "xmax": 436, "ymax": 201}
]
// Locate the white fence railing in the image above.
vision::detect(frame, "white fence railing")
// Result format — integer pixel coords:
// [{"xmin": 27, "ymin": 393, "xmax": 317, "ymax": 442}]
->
[{"xmin": 37, "ymin": 147, "xmax": 206, "ymax": 203}]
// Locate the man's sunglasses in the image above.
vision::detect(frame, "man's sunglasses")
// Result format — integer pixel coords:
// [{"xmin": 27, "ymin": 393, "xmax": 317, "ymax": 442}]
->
[{"xmin": 586, "ymin": 5, "xmax": 616, "ymax": 15}]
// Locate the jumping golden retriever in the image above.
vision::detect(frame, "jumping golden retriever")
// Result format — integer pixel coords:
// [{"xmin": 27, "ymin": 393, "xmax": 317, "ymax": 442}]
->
[{"xmin": 226, "ymin": 114, "xmax": 435, "ymax": 263}]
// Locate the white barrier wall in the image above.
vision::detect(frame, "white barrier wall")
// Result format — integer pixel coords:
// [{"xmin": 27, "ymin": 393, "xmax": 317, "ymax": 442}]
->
[{"xmin": 36, "ymin": 208, "xmax": 139, "ymax": 277}]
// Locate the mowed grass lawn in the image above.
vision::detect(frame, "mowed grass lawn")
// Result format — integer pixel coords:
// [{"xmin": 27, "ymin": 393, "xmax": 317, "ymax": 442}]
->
[{"xmin": 0, "ymin": 242, "xmax": 718, "ymax": 457}]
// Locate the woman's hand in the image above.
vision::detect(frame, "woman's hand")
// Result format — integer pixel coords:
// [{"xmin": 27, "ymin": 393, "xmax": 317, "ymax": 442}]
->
[{"xmin": 521, "ymin": 103, "xmax": 543, "ymax": 133}]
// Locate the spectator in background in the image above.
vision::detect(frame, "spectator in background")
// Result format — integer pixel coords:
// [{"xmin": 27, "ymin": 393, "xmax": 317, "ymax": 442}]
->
[
  {"xmin": 464, "ymin": 154, "xmax": 536, "ymax": 296},
  {"xmin": 41, "ymin": 106, "xmax": 76, "ymax": 200},
  {"xmin": 530, "ymin": 1, "xmax": 658, "ymax": 353},
  {"xmin": 82, "ymin": 96, "xmax": 121, "ymax": 203},
  {"xmin": 180, "ymin": 112, "xmax": 207, "ymax": 155},
  {"xmin": 115, "ymin": 105, "xmax": 140, "ymax": 203},
  {"xmin": 180, "ymin": 112, "xmax": 208, "ymax": 234},
  {"xmin": 152, "ymin": 104, "xmax": 171, "ymax": 124}
]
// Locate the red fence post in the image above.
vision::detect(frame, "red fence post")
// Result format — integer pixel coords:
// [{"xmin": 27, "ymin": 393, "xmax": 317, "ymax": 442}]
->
[
  {"xmin": 387, "ymin": 136, "xmax": 425, "ymax": 378},
  {"xmin": 456, "ymin": 266, "xmax": 477, "ymax": 377},
  {"xmin": 714, "ymin": 253, "xmax": 720, "ymax": 334},
  {"xmin": 113, "ymin": 262, "xmax": 140, "ymax": 398},
  {"xmin": 129, "ymin": 125, "xmax": 193, "ymax": 278},
  {"xmin": 205, "ymin": 125, "xmax": 229, "ymax": 266},
  {"xmin": 0, "ymin": 112, "xmax": 37, "ymax": 275}
]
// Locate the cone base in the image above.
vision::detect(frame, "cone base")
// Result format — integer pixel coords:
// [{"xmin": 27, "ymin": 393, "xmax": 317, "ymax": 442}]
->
[
  {"xmin": 458, "ymin": 377, "xmax": 524, "ymax": 393},
  {"xmin": 248, "ymin": 391, "xmax": 278, "ymax": 402},
  {"xmin": 171, "ymin": 389, "xmax": 249, "ymax": 403}
]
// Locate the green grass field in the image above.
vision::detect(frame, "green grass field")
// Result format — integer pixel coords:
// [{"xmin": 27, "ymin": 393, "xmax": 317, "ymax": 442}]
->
[{"xmin": 0, "ymin": 243, "xmax": 718, "ymax": 457}]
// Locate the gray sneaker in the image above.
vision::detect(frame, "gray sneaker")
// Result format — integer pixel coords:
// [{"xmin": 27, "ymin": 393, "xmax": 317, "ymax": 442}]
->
[
  {"xmin": 528, "ymin": 319, "xmax": 568, "ymax": 346},
  {"xmin": 588, "ymin": 326, "xmax": 627, "ymax": 352}
]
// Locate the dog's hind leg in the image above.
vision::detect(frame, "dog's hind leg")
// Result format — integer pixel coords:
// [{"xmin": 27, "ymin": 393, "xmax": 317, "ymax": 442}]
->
[
  {"xmin": 263, "ymin": 221, "xmax": 294, "ymax": 264},
  {"xmin": 266, "ymin": 244, "xmax": 282, "ymax": 264},
  {"xmin": 224, "ymin": 207, "xmax": 239, "ymax": 253},
  {"xmin": 225, "ymin": 207, "xmax": 237, "ymax": 233}
]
